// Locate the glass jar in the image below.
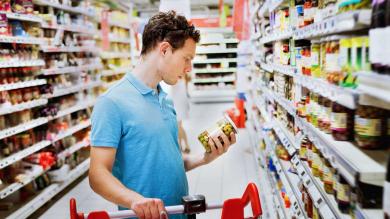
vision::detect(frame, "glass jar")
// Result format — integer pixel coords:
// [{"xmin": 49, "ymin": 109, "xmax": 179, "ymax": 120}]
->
[
  {"xmin": 298, "ymin": 96, "xmax": 307, "ymax": 118},
  {"xmin": 337, "ymin": 174, "xmax": 351, "ymax": 214},
  {"xmin": 311, "ymin": 42, "xmax": 321, "ymax": 78},
  {"xmin": 355, "ymin": 104, "xmax": 386, "ymax": 149},
  {"xmin": 311, "ymin": 92, "xmax": 319, "ymax": 128},
  {"xmin": 311, "ymin": 144, "xmax": 320, "ymax": 177},
  {"xmin": 323, "ymin": 158, "xmax": 334, "ymax": 194},
  {"xmin": 331, "ymin": 102, "xmax": 354, "ymax": 141},
  {"xmin": 322, "ymin": 97, "xmax": 332, "ymax": 134},
  {"xmin": 318, "ymin": 153, "xmax": 325, "ymax": 181},
  {"xmin": 307, "ymin": 138, "xmax": 313, "ymax": 167},
  {"xmin": 300, "ymin": 136, "xmax": 309, "ymax": 161},
  {"xmin": 198, "ymin": 115, "xmax": 238, "ymax": 153}
]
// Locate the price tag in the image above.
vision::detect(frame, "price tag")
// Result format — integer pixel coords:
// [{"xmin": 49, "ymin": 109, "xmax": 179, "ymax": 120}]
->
[
  {"xmin": 308, "ymin": 185, "xmax": 323, "ymax": 208},
  {"xmin": 318, "ymin": 206, "xmax": 336, "ymax": 219},
  {"xmin": 303, "ymin": 173, "xmax": 312, "ymax": 188}
]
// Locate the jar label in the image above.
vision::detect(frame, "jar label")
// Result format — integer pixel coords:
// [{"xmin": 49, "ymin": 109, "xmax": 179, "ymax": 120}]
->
[
  {"xmin": 331, "ymin": 112, "xmax": 347, "ymax": 130},
  {"xmin": 300, "ymin": 146, "xmax": 307, "ymax": 159},
  {"xmin": 326, "ymin": 53, "xmax": 341, "ymax": 72},
  {"xmin": 337, "ymin": 183, "xmax": 350, "ymax": 202},
  {"xmin": 384, "ymin": 181, "xmax": 390, "ymax": 216},
  {"xmin": 312, "ymin": 51, "xmax": 319, "ymax": 66},
  {"xmin": 323, "ymin": 166, "xmax": 333, "ymax": 183},
  {"xmin": 355, "ymin": 117, "xmax": 382, "ymax": 137}
]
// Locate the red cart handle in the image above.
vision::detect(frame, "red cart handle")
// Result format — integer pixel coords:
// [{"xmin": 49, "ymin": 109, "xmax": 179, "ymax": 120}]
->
[
  {"xmin": 70, "ymin": 182, "xmax": 262, "ymax": 219},
  {"xmin": 221, "ymin": 182, "xmax": 262, "ymax": 219}
]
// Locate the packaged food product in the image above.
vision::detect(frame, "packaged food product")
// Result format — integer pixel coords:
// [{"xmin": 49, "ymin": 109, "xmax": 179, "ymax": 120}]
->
[
  {"xmin": 198, "ymin": 115, "xmax": 238, "ymax": 153},
  {"xmin": 311, "ymin": 41, "xmax": 321, "ymax": 77},
  {"xmin": 0, "ymin": 0, "xmax": 11, "ymax": 12},
  {"xmin": 23, "ymin": 0, "xmax": 34, "ymax": 14},
  {"xmin": 311, "ymin": 144, "xmax": 320, "ymax": 177},
  {"xmin": 323, "ymin": 158, "xmax": 334, "ymax": 194},
  {"xmin": 355, "ymin": 100, "xmax": 386, "ymax": 149},
  {"xmin": 0, "ymin": 13, "xmax": 9, "ymax": 36},
  {"xmin": 319, "ymin": 97, "xmax": 332, "ymax": 134},
  {"xmin": 11, "ymin": 0, "xmax": 25, "ymax": 14},
  {"xmin": 325, "ymin": 41, "xmax": 342, "ymax": 85},
  {"xmin": 337, "ymin": 174, "xmax": 351, "ymax": 214},
  {"xmin": 331, "ymin": 102, "xmax": 354, "ymax": 141},
  {"xmin": 300, "ymin": 136, "xmax": 309, "ymax": 161}
]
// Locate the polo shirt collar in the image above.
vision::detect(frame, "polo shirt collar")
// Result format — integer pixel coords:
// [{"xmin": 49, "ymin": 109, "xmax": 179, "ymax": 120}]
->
[{"xmin": 125, "ymin": 72, "xmax": 167, "ymax": 97}]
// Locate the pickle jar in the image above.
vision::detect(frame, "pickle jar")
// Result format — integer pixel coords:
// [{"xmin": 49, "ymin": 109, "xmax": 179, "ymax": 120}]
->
[
  {"xmin": 355, "ymin": 103, "xmax": 386, "ymax": 149},
  {"xmin": 331, "ymin": 102, "xmax": 354, "ymax": 141},
  {"xmin": 311, "ymin": 144, "xmax": 320, "ymax": 177},
  {"xmin": 321, "ymin": 97, "xmax": 332, "ymax": 134},
  {"xmin": 337, "ymin": 174, "xmax": 351, "ymax": 214},
  {"xmin": 198, "ymin": 114, "xmax": 238, "ymax": 153}
]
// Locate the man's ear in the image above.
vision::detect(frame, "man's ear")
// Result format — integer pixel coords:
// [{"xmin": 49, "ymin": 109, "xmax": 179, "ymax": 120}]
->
[{"xmin": 159, "ymin": 42, "xmax": 172, "ymax": 56}]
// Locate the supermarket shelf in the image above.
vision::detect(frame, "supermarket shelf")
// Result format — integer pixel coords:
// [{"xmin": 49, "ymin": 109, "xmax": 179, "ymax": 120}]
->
[
  {"xmin": 41, "ymin": 63, "xmax": 103, "ymax": 75},
  {"xmin": 41, "ymin": 46, "xmax": 98, "ymax": 53},
  {"xmin": 196, "ymin": 48, "xmax": 237, "ymax": 54},
  {"xmin": 294, "ymin": 10, "xmax": 371, "ymax": 40},
  {"xmin": 193, "ymin": 58, "xmax": 237, "ymax": 64},
  {"xmin": 45, "ymin": 81, "xmax": 102, "ymax": 99},
  {"xmin": 199, "ymin": 38, "xmax": 239, "ymax": 45},
  {"xmin": 101, "ymin": 67, "xmax": 130, "ymax": 77},
  {"xmin": 109, "ymin": 21, "xmax": 131, "ymax": 29},
  {"xmin": 4, "ymin": 13, "xmax": 43, "ymax": 23},
  {"xmin": 260, "ymin": 10, "xmax": 371, "ymax": 44},
  {"xmin": 49, "ymin": 100, "xmax": 95, "ymax": 121},
  {"xmin": 189, "ymin": 89, "xmax": 236, "ymax": 102},
  {"xmin": 41, "ymin": 23, "xmax": 97, "ymax": 35},
  {"xmin": 100, "ymin": 51, "xmax": 131, "ymax": 59},
  {"xmin": 263, "ymin": 86, "xmax": 387, "ymax": 187},
  {"xmin": 51, "ymin": 120, "xmax": 91, "ymax": 143},
  {"xmin": 260, "ymin": 29, "xmax": 293, "ymax": 44},
  {"xmin": 267, "ymin": 170, "xmax": 290, "ymax": 218},
  {"xmin": 0, "ymin": 117, "xmax": 48, "ymax": 140},
  {"xmin": 0, "ymin": 98, "xmax": 48, "ymax": 116},
  {"xmin": 355, "ymin": 205, "xmax": 384, "ymax": 219},
  {"xmin": 32, "ymin": 0, "xmax": 94, "ymax": 17},
  {"xmin": 192, "ymin": 68, "xmax": 237, "ymax": 74},
  {"xmin": 0, "ymin": 165, "xmax": 49, "ymax": 199},
  {"xmin": 297, "ymin": 118, "xmax": 387, "ymax": 187},
  {"xmin": 0, "ymin": 140, "xmax": 51, "ymax": 169},
  {"xmin": 192, "ymin": 77, "xmax": 235, "ymax": 84},
  {"xmin": 6, "ymin": 158, "xmax": 90, "ymax": 219},
  {"xmin": 108, "ymin": 37, "xmax": 131, "ymax": 44},
  {"xmin": 0, "ymin": 59, "xmax": 45, "ymax": 68},
  {"xmin": 261, "ymin": 62, "xmax": 296, "ymax": 77},
  {"xmin": 57, "ymin": 140, "xmax": 89, "ymax": 160},
  {"xmin": 0, "ymin": 36, "xmax": 44, "ymax": 45},
  {"xmin": 0, "ymin": 79, "xmax": 47, "ymax": 92},
  {"xmin": 291, "ymin": 155, "xmax": 343, "ymax": 219},
  {"xmin": 356, "ymin": 72, "xmax": 390, "ymax": 105},
  {"xmin": 264, "ymin": 139, "xmax": 306, "ymax": 218}
]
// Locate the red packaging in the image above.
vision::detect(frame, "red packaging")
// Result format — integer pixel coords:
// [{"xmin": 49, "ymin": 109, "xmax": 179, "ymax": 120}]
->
[
  {"xmin": 0, "ymin": 13, "xmax": 9, "ymax": 36},
  {"xmin": 23, "ymin": 0, "xmax": 33, "ymax": 14}
]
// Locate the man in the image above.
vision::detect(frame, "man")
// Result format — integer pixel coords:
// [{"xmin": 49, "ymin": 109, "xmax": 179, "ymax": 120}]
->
[{"xmin": 89, "ymin": 11, "xmax": 236, "ymax": 219}]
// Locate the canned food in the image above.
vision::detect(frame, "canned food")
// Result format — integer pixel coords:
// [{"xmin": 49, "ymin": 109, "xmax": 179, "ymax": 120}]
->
[{"xmin": 198, "ymin": 115, "xmax": 238, "ymax": 153}]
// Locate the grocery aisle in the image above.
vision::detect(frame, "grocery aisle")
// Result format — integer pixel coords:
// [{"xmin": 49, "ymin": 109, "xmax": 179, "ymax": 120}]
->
[{"xmin": 38, "ymin": 102, "xmax": 261, "ymax": 219}]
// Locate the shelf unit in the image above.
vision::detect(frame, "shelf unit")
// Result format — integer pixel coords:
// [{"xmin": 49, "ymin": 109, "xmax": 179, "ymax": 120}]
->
[
  {"xmin": 189, "ymin": 30, "xmax": 238, "ymax": 103},
  {"xmin": 0, "ymin": 0, "xmax": 112, "ymax": 218},
  {"xmin": 249, "ymin": 1, "xmax": 388, "ymax": 218}
]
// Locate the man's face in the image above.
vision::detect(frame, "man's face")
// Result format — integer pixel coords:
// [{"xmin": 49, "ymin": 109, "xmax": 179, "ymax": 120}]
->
[{"xmin": 158, "ymin": 38, "xmax": 196, "ymax": 85}]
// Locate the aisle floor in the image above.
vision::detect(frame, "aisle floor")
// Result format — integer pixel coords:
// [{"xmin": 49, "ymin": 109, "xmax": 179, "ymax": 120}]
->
[{"xmin": 39, "ymin": 103, "xmax": 260, "ymax": 219}]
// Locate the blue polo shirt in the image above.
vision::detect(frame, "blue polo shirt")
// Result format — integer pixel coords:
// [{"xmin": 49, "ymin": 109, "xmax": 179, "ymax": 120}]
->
[{"xmin": 91, "ymin": 73, "xmax": 188, "ymax": 219}]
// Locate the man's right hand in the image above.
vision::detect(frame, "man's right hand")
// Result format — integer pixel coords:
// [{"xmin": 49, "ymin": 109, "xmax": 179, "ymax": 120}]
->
[{"xmin": 131, "ymin": 197, "xmax": 168, "ymax": 219}]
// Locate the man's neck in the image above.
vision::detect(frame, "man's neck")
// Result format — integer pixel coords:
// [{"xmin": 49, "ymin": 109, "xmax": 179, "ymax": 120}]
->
[{"xmin": 132, "ymin": 54, "xmax": 162, "ymax": 90}]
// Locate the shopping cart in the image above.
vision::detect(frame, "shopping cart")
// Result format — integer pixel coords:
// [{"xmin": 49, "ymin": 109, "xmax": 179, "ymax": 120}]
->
[{"xmin": 70, "ymin": 182, "xmax": 262, "ymax": 219}]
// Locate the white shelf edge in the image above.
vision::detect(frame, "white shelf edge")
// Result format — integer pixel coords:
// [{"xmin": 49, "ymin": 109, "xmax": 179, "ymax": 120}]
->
[
  {"xmin": 6, "ymin": 158, "xmax": 90, "ymax": 219},
  {"xmin": 0, "ymin": 98, "xmax": 48, "ymax": 116},
  {"xmin": 0, "ymin": 140, "xmax": 51, "ymax": 169},
  {"xmin": 32, "ymin": 0, "xmax": 94, "ymax": 17},
  {"xmin": 193, "ymin": 58, "xmax": 237, "ymax": 64},
  {"xmin": 50, "ymin": 100, "xmax": 95, "ymax": 121},
  {"xmin": 196, "ymin": 48, "xmax": 238, "ymax": 54},
  {"xmin": 52, "ymin": 121, "xmax": 91, "ymax": 143},
  {"xmin": 0, "ymin": 36, "xmax": 44, "ymax": 45},
  {"xmin": 47, "ymin": 81, "xmax": 102, "ymax": 98},
  {"xmin": 41, "ymin": 46, "xmax": 98, "ymax": 53},
  {"xmin": 0, "ymin": 79, "xmax": 47, "ymax": 92},
  {"xmin": 192, "ymin": 68, "xmax": 237, "ymax": 74},
  {"xmin": 42, "ymin": 63, "xmax": 102, "ymax": 75},
  {"xmin": 0, "ymin": 117, "xmax": 48, "ymax": 140},
  {"xmin": 0, "ymin": 60, "xmax": 45, "ymax": 68},
  {"xmin": 4, "ymin": 13, "xmax": 43, "ymax": 23},
  {"xmin": 57, "ymin": 140, "xmax": 89, "ymax": 160}
]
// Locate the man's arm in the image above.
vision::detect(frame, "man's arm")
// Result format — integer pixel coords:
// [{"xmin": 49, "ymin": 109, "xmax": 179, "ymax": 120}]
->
[
  {"xmin": 89, "ymin": 146, "xmax": 166, "ymax": 219},
  {"xmin": 183, "ymin": 132, "xmax": 236, "ymax": 171}
]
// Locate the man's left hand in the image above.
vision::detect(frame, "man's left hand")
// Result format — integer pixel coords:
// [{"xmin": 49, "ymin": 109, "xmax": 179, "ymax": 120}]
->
[{"xmin": 203, "ymin": 132, "xmax": 237, "ymax": 164}]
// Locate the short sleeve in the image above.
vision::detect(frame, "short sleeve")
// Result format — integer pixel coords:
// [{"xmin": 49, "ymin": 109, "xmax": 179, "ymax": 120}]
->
[{"xmin": 90, "ymin": 96, "xmax": 122, "ymax": 148}]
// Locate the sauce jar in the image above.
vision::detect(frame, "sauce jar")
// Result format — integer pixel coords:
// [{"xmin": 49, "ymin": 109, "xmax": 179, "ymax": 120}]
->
[
  {"xmin": 198, "ymin": 115, "xmax": 238, "ymax": 153},
  {"xmin": 323, "ymin": 158, "xmax": 334, "ymax": 194},
  {"xmin": 331, "ymin": 102, "xmax": 354, "ymax": 141},
  {"xmin": 337, "ymin": 174, "xmax": 351, "ymax": 214},
  {"xmin": 311, "ymin": 144, "xmax": 320, "ymax": 177},
  {"xmin": 300, "ymin": 136, "xmax": 309, "ymax": 161},
  {"xmin": 355, "ymin": 101, "xmax": 386, "ymax": 149}
]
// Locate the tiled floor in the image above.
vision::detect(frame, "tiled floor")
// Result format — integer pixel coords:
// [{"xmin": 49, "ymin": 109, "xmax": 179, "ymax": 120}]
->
[{"xmin": 39, "ymin": 103, "xmax": 261, "ymax": 219}]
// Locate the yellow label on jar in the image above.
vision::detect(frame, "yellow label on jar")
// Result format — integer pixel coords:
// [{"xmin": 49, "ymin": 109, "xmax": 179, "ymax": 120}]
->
[
  {"xmin": 331, "ymin": 113, "xmax": 347, "ymax": 130},
  {"xmin": 323, "ymin": 166, "xmax": 333, "ymax": 183},
  {"xmin": 337, "ymin": 184, "xmax": 350, "ymax": 202},
  {"xmin": 355, "ymin": 117, "xmax": 382, "ymax": 137},
  {"xmin": 300, "ymin": 146, "xmax": 307, "ymax": 159}
]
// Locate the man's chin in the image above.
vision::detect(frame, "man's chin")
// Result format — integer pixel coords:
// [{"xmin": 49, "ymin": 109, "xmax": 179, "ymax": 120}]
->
[{"xmin": 163, "ymin": 79, "xmax": 177, "ymax": 85}]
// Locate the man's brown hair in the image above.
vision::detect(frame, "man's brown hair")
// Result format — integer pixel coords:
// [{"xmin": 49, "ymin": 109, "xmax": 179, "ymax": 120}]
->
[{"xmin": 141, "ymin": 10, "xmax": 200, "ymax": 55}]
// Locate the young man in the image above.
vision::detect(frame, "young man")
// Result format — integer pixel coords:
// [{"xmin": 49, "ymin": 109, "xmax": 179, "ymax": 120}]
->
[{"xmin": 89, "ymin": 11, "xmax": 236, "ymax": 219}]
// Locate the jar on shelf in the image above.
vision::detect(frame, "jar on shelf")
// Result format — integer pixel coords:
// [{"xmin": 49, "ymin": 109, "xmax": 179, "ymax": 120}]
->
[
  {"xmin": 311, "ymin": 144, "xmax": 320, "ymax": 177},
  {"xmin": 297, "ymin": 96, "xmax": 307, "ymax": 118},
  {"xmin": 318, "ymin": 153, "xmax": 325, "ymax": 181},
  {"xmin": 307, "ymin": 138, "xmax": 313, "ymax": 168},
  {"xmin": 331, "ymin": 102, "xmax": 354, "ymax": 141},
  {"xmin": 325, "ymin": 41, "xmax": 342, "ymax": 85},
  {"xmin": 320, "ymin": 97, "xmax": 332, "ymax": 134},
  {"xmin": 355, "ymin": 100, "xmax": 386, "ymax": 149},
  {"xmin": 311, "ymin": 41, "xmax": 321, "ymax": 78},
  {"xmin": 323, "ymin": 158, "xmax": 334, "ymax": 194},
  {"xmin": 300, "ymin": 136, "xmax": 309, "ymax": 161},
  {"xmin": 337, "ymin": 174, "xmax": 351, "ymax": 214},
  {"xmin": 311, "ymin": 92, "xmax": 319, "ymax": 128}
]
